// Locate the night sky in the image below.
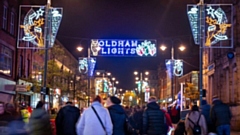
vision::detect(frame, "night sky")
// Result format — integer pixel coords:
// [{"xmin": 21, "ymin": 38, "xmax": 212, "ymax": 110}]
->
[{"xmin": 31, "ymin": 0, "xmax": 200, "ymax": 89}]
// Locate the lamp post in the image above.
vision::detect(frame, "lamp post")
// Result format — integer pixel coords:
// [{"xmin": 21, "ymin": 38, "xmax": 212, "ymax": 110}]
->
[
  {"xmin": 134, "ymin": 71, "xmax": 149, "ymax": 106},
  {"xmin": 160, "ymin": 40, "xmax": 185, "ymax": 103},
  {"xmin": 77, "ymin": 46, "xmax": 92, "ymax": 106}
]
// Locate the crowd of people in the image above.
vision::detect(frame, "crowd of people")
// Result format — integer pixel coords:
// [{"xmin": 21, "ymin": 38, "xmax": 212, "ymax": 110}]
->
[{"xmin": 0, "ymin": 95, "xmax": 232, "ymax": 135}]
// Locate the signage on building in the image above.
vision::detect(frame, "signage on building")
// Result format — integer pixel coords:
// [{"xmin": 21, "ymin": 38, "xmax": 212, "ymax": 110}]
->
[
  {"xmin": 16, "ymin": 85, "xmax": 27, "ymax": 92},
  {"xmin": 18, "ymin": 5, "xmax": 63, "ymax": 49},
  {"xmin": 187, "ymin": 4, "xmax": 233, "ymax": 48},
  {"xmin": 90, "ymin": 39, "xmax": 157, "ymax": 57}
]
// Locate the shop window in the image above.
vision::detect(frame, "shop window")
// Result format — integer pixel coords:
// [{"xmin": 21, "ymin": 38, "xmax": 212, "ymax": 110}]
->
[
  {"xmin": 0, "ymin": 44, "xmax": 13, "ymax": 76},
  {"xmin": 2, "ymin": 5, "xmax": 7, "ymax": 30},
  {"xmin": 10, "ymin": 12, "xmax": 15, "ymax": 35}
]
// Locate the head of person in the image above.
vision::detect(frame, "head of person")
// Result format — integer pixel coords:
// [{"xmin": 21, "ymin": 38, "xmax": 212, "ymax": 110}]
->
[
  {"xmin": 148, "ymin": 96, "xmax": 157, "ymax": 103},
  {"xmin": 106, "ymin": 96, "xmax": 121, "ymax": 107},
  {"xmin": 191, "ymin": 105, "xmax": 199, "ymax": 112},
  {"xmin": 36, "ymin": 101, "xmax": 44, "ymax": 109},
  {"xmin": 201, "ymin": 100, "xmax": 208, "ymax": 105},
  {"xmin": 66, "ymin": 101, "xmax": 73, "ymax": 106},
  {"xmin": 93, "ymin": 95, "xmax": 102, "ymax": 103},
  {"xmin": 0, "ymin": 101, "xmax": 5, "ymax": 114},
  {"xmin": 212, "ymin": 95, "xmax": 219, "ymax": 103}
]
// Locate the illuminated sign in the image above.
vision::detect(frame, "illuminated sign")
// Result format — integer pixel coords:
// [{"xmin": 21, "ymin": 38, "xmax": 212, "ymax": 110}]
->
[
  {"xmin": 78, "ymin": 57, "xmax": 96, "ymax": 77},
  {"xmin": 187, "ymin": 4, "xmax": 233, "ymax": 48},
  {"xmin": 204, "ymin": 5, "xmax": 233, "ymax": 48},
  {"xmin": 187, "ymin": 5, "xmax": 199, "ymax": 45},
  {"xmin": 90, "ymin": 39, "xmax": 157, "ymax": 57},
  {"xmin": 165, "ymin": 59, "xmax": 183, "ymax": 77},
  {"xmin": 18, "ymin": 5, "xmax": 62, "ymax": 49}
]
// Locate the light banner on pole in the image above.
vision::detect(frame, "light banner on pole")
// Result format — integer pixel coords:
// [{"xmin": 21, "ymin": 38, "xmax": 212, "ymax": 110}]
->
[
  {"xmin": 165, "ymin": 59, "xmax": 183, "ymax": 77},
  {"xmin": 187, "ymin": 4, "xmax": 233, "ymax": 48},
  {"xmin": 17, "ymin": 5, "xmax": 63, "ymax": 49},
  {"xmin": 78, "ymin": 57, "xmax": 96, "ymax": 77}
]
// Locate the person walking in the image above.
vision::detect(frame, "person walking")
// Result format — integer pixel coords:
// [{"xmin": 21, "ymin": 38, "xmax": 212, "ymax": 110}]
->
[
  {"xmin": 76, "ymin": 95, "xmax": 113, "ymax": 135},
  {"xmin": 210, "ymin": 96, "xmax": 232, "ymax": 135},
  {"xmin": 143, "ymin": 96, "xmax": 166, "ymax": 135},
  {"xmin": 106, "ymin": 96, "xmax": 127, "ymax": 135},
  {"xmin": 185, "ymin": 105, "xmax": 207, "ymax": 135},
  {"xmin": 55, "ymin": 101, "xmax": 80, "ymax": 135},
  {"xmin": 27, "ymin": 101, "xmax": 52, "ymax": 135},
  {"xmin": 200, "ymin": 100, "xmax": 214, "ymax": 134},
  {"xmin": 129, "ymin": 105, "xmax": 144, "ymax": 135}
]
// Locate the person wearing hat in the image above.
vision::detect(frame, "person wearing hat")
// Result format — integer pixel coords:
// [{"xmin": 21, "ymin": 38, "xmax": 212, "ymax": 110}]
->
[
  {"xmin": 210, "ymin": 96, "xmax": 232, "ymax": 135},
  {"xmin": 106, "ymin": 96, "xmax": 127, "ymax": 135},
  {"xmin": 185, "ymin": 105, "xmax": 207, "ymax": 135}
]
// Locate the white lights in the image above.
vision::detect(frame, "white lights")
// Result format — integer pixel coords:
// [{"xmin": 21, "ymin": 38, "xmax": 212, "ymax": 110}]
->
[
  {"xmin": 77, "ymin": 46, "xmax": 83, "ymax": 52},
  {"xmin": 160, "ymin": 45, "xmax": 167, "ymax": 51}
]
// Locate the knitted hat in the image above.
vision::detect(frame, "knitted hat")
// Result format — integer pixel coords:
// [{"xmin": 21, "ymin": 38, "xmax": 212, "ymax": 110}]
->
[{"xmin": 109, "ymin": 96, "xmax": 121, "ymax": 105}]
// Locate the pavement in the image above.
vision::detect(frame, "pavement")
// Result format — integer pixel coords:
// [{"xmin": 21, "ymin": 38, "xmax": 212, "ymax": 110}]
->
[{"xmin": 231, "ymin": 131, "xmax": 240, "ymax": 135}]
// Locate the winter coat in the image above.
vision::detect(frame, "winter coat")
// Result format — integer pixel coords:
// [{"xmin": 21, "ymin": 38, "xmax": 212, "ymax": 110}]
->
[
  {"xmin": 200, "ymin": 104, "xmax": 211, "ymax": 125},
  {"xmin": 143, "ymin": 102, "xmax": 166, "ymax": 135},
  {"xmin": 185, "ymin": 111, "xmax": 207, "ymax": 135},
  {"xmin": 129, "ymin": 110, "xmax": 143, "ymax": 135},
  {"xmin": 55, "ymin": 104, "xmax": 80, "ymax": 135},
  {"xmin": 28, "ymin": 108, "xmax": 52, "ymax": 135},
  {"xmin": 108, "ymin": 104, "xmax": 127, "ymax": 135},
  {"xmin": 76, "ymin": 101, "xmax": 113, "ymax": 135},
  {"xmin": 210, "ymin": 100, "xmax": 232, "ymax": 127}
]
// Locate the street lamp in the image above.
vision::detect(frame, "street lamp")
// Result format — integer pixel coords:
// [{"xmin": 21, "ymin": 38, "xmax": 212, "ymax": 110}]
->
[
  {"xmin": 160, "ymin": 40, "xmax": 185, "ymax": 103},
  {"xmin": 95, "ymin": 71, "xmax": 112, "ymax": 96},
  {"xmin": 134, "ymin": 71, "xmax": 149, "ymax": 106},
  {"xmin": 77, "ymin": 45, "xmax": 92, "ymax": 106}
]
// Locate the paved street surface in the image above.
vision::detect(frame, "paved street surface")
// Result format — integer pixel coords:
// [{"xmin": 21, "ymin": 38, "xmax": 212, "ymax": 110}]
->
[{"xmin": 231, "ymin": 131, "xmax": 240, "ymax": 135}]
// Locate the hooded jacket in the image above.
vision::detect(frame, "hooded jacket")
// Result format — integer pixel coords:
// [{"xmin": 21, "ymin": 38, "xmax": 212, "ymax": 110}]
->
[
  {"xmin": 56, "ymin": 105, "xmax": 80, "ymax": 135},
  {"xmin": 76, "ymin": 101, "xmax": 113, "ymax": 135},
  {"xmin": 211, "ymin": 99, "xmax": 232, "ymax": 127},
  {"xmin": 28, "ymin": 108, "xmax": 52, "ymax": 135},
  {"xmin": 108, "ymin": 104, "xmax": 127, "ymax": 135},
  {"xmin": 143, "ymin": 102, "xmax": 166, "ymax": 135}
]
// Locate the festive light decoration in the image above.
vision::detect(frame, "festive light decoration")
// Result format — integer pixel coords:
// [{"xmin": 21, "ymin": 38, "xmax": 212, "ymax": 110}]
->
[
  {"xmin": 18, "ymin": 6, "xmax": 63, "ymax": 49},
  {"xmin": 90, "ymin": 39, "xmax": 157, "ymax": 57},
  {"xmin": 78, "ymin": 57, "xmax": 96, "ymax": 77},
  {"xmin": 187, "ymin": 5, "xmax": 199, "ymax": 45},
  {"xmin": 187, "ymin": 4, "xmax": 233, "ymax": 48},
  {"xmin": 165, "ymin": 59, "xmax": 183, "ymax": 77},
  {"xmin": 205, "ymin": 5, "xmax": 231, "ymax": 47}
]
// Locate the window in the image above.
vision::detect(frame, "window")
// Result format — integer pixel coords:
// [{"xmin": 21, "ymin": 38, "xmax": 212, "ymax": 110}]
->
[
  {"xmin": 10, "ymin": 12, "xmax": 15, "ymax": 35},
  {"xmin": 2, "ymin": 5, "xmax": 7, "ymax": 30},
  {"xmin": 0, "ymin": 44, "xmax": 13, "ymax": 76},
  {"xmin": 26, "ymin": 59, "xmax": 30, "ymax": 78},
  {"xmin": 19, "ymin": 55, "xmax": 23, "ymax": 77}
]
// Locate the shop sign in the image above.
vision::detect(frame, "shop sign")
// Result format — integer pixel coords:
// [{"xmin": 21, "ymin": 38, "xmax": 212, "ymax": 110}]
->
[{"xmin": 16, "ymin": 85, "xmax": 27, "ymax": 92}]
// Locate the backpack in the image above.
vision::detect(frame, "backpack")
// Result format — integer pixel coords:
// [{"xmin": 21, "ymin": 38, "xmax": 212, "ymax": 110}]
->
[{"xmin": 188, "ymin": 113, "xmax": 201, "ymax": 135}]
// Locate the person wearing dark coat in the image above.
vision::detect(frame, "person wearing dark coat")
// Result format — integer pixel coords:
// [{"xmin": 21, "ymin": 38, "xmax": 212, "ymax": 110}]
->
[
  {"xmin": 56, "ymin": 101, "xmax": 80, "ymax": 135},
  {"xmin": 201, "ymin": 100, "xmax": 214, "ymax": 133},
  {"xmin": 28, "ymin": 101, "xmax": 52, "ymax": 135},
  {"xmin": 211, "ymin": 96, "xmax": 232, "ymax": 135},
  {"xmin": 107, "ymin": 96, "xmax": 127, "ymax": 135},
  {"xmin": 143, "ymin": 96, "xmax": 166, "ymax": 135},
  {"xmin": 129, "ymin": 105, "xmax": 143, "ymax": 135}
]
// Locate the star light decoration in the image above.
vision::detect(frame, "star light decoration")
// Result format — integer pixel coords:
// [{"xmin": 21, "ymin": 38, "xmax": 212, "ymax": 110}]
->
[
  {"xmin": 20, "ymin": 7, "xmax": 46, "ymax": 47},
  {"xmin": 205, "ymin": 6, "xmax": 231, "ymax": 47},
  {"xmin": 136, "ymin": 40, "xmax": 157, "ymax": 56}
]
